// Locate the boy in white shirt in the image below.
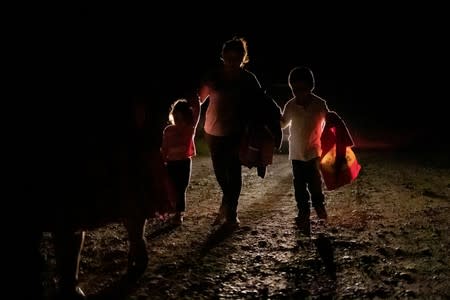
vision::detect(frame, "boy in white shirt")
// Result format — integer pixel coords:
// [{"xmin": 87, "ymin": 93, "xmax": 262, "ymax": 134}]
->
[{"xmin": 281, "ymin": 66, "xmax": 330, "ymax": 235}]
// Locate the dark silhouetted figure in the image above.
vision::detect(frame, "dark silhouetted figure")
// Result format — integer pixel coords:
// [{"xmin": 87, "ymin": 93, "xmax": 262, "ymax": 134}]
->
[{"xmin": 198, "ymin": 36, "xmax": 262, "ymax": 227}]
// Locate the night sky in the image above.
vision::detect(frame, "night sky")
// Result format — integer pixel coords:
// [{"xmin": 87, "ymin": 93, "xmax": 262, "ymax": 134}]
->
[{"xmin": 27, "ymin": 5, "xmax": 448, "ymax": 149}]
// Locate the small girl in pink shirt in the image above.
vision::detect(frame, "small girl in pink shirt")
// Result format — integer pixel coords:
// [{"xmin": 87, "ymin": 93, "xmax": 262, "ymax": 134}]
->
[{"xmin": 161, "ymin": 96, "xmax": 200, "ymax": 224}]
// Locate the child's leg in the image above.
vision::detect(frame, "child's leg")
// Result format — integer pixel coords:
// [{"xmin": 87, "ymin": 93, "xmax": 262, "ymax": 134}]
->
[
  {"xmin": 309, "ymin": 158, "xmax": 327, "ymax": 219},
  {"xmin": 292, "ymin": 160, "xmax": 311, "ymax": 217},
  {"xmin": 167, "ymin": 159, "xmax": 191, "ymax": 213},
  {"xmin": 177, "ymin": 158, "xmax": 192, "ymax": 212},
  {"xmin": 292, "ymin": 159, "xmax": 311, "ymax": 234}
]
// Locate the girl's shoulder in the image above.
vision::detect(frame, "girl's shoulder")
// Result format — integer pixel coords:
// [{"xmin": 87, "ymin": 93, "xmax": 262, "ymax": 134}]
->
[
  {"xmin": 242, "ymin": 68, "xmax": 261, "ymax": 84},
  {"xmin": 163, "ymin": 124, "xmax": 176, "ymax": 134},
  {"xmin": 242, "ymin": 68, "xmax": 257, "ymax": 77}
]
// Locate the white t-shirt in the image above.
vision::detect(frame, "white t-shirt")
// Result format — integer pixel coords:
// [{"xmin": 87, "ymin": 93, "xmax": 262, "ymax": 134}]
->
[{"xmin": 281, "ymin": 94, "xmax": 329, "ymax": 161}]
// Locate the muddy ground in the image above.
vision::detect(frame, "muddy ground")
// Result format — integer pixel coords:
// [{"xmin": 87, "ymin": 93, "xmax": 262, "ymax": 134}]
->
[{"xmin": 40, "ymin": 150, "xmax": 450, "ymax": 299}]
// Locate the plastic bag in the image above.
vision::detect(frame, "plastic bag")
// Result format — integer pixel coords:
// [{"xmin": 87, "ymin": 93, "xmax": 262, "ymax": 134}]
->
[{"xmin": 320, "ymin": 146, "xmax": 361, "ymax": 190}]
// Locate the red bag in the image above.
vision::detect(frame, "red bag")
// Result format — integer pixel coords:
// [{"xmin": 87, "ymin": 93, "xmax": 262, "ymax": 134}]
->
[{"xmin": 320, "ymin": 146, "xmax": 361, "ymax": 191}]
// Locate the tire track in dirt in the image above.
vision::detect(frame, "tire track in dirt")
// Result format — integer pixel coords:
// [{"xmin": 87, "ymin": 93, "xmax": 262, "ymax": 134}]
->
[
  {"xmin": 237, "ymin": 154, "xmax": 295, "ymax": 225},
  {"xmin": 134, "ymin": 155, "xmax": 311, "ymax": 299}
]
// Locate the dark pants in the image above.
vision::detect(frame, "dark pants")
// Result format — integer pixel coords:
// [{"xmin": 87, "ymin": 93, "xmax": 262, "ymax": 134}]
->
[
  {"xmin": 292, "ymin": 158, "xmax": 325, "ymax": 216},
  {"xmin": 166, "ymin": 158, "xmax": 192, "ymax": 212},
  {"xmin": 205, "ymin": 133, "xmax": 242, "ymax": 220}
]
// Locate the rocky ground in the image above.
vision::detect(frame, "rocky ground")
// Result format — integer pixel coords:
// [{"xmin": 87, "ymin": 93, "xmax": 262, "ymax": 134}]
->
[{"xmin": 40, "ymin": 150, "xmax": 450, "ymax": 299}]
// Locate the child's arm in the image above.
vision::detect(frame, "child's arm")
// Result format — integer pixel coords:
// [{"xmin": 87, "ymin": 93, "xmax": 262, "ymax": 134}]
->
[
  {"xmin": 280, "ymin": 103, "xmax": 291, "ymax": 129},
  {"xmin": 326, "ymin": 111, "xmax": 354, "ymax": 170},
  {"xmin": 198, "ymin": 85, "xmax": 210, "ymax": 104},
  {"xmin": 280, "ymin": 117, "xmax": 289, "ymax": 129}
]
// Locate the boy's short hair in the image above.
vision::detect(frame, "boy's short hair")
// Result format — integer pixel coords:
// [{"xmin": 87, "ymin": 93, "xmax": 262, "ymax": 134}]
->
[{"xmin": 288, "ymin": 66, "xmax": 315, "ymax": 91}]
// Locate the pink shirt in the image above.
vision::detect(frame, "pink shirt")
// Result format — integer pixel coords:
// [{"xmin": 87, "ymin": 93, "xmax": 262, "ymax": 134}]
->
[
  {"xmin": 199, "ymin": 68, "xmax": 261, "ymax": 136},
  {"xmin": 161, "ymin": 100, "xmax": 200, "ymax": 161},
  {"xmin": 161, "ymin": 124, "xmax": 196, "ymax": 161}
]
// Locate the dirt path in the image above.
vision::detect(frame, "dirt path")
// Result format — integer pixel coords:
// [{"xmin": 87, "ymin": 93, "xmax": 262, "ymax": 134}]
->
[{"xmin": 41, "ymin": 151, "xmax": 450, "ymax": 299}]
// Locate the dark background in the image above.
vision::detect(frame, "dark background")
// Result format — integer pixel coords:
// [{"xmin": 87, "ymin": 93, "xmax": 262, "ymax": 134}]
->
[{"xmin": 19, "ymin": 4, "xmax": 449, "ymax": 150}]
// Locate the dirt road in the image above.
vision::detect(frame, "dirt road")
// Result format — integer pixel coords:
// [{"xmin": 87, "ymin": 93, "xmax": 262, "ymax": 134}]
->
[{"xmin": 41, "ymin": 151, "xmax": 450, "ymax": 299}]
